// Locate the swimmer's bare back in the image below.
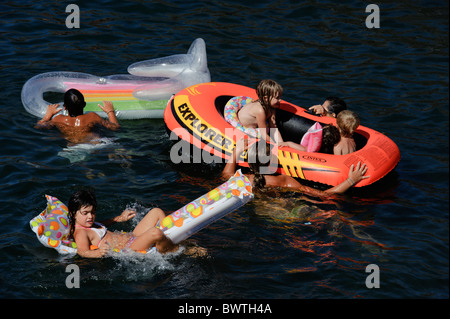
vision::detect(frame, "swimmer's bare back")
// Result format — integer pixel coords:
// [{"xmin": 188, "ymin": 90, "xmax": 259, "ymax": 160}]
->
[
  {"xmin": 49, "ymin": 113, "xmax": 110, "ymax": 143},
  {"xmin": 36, "ymin": 102, "xmax": 119, "ymax": 144}
]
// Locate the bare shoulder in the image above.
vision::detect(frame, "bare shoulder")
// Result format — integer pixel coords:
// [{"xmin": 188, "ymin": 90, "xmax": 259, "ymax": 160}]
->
[
  {"xmin": 250, "ymin": 100, "xmax": 264, "ymax": 110},
  {"xmin": 50, "ymin": 114, "xmax": 68, "ymax": 124},
  {"xmin": 333, "ymin": 141, "xmax": 344, "ymax": 155},
  {"xmin": 83, "ymin": 112, "xmax": 103, "ymax": 121},
  {"xmin": 79, "ymin": 112, "xmax": 103, "ymax": 126},
  {"xmin": 264, "ymin": 174, "xmax": 296, "ymax": 188},
  {"xmin": 249, "ymin": 102, "xmax": 266, "ymax": 118},
  {"xmin": 73, "ymin": 227, "xmax": 88, "ymax": 240}
]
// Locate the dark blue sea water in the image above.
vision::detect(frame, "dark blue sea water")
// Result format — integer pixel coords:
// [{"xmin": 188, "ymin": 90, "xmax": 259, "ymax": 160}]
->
[{"xmin": 0, "ymin": 0, "xmax": 448, "ymax": 304}]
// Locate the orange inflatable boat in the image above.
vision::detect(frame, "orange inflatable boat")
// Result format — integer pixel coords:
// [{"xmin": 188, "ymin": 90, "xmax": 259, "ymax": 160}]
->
[{"xmin": 164, "ymin": 82, "xmax": 401, "ymax": 188}]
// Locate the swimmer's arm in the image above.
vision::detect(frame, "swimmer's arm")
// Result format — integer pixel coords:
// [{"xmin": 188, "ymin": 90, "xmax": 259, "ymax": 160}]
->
[
  {"xmin": 222, "ymin": 137, "xmax": 248, "ymax": 180},
  {"xmin": 325, "ymin": 161, "xmax": 369, "ymax": 194},
  {"xmin": 279, "ymin": 141, "xmax": 306, "ymax": 152},
  {"xmin": 265, "ymin": 162, "xmax": 369, "ymax": 196},
  {"xmin": 35, "ymin": 104, "xmax": 62, "ymax": 128},
  {"xmin": 98, "ymin": 101, "xmax": 120, "ymax": 130},
  {"xmin": 99, "ymin": 209, "xmax": 136, "ymax": 226},
  {"xmin": 283, "ymin": 163, "xmax": 368, "ymax": 196},
  {"xmin": 74, "ymin": 230, "xmax": 108, "ymax": 258},
  {"xmin": 222, "ymin": 149, "xmax": 239, "ymax": 180},
  {"xmin": 267, "ymin": 175, "xmax": 330, "ymax": 198}
]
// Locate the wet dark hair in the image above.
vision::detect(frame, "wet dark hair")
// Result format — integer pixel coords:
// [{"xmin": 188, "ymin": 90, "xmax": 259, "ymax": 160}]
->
[
  {"xmin": 319, "ymin": 125, "xmax": 341, "ymax": 154},
  {"xmin": 68, "ymin": 189, "xmax": 97, "ymax": 239},
  {"xmin": 325, "ymin": 96, "xmax": 347, "ymax": 116},
  {"xmin": 247, "ymin": 141, "xmax": 275, "ymax": 189},
  {"xmin": 64, "ymin": 88, "xmax": 86, "ymax": 117}
]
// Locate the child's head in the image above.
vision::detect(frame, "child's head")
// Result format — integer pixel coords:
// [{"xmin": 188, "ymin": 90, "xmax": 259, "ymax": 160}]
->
[
  {"xmin": 64, "ymin": 89, "xmax": 86, "ymax": 117},
  {"xmin": 336, "ymin": 110, "xmax": 360, "ymax": 137},
  {"xmin": 323, "ymin": 96, "xmax": 347, "ymax": 117},
  {"xmin": 68, "ymin": 189, "xmax": 97, "ymax": 238},
  {"xmin": 256, "ymin": 79, "xmax": 283, "ymax": 113},
  {"xmin": 319, "ymin": 125, "xmax": 340, "ymax": 154}
]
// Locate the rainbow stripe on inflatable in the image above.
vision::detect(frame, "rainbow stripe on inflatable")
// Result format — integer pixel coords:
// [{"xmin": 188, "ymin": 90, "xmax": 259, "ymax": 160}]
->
[
  {"xmin": 63, "ymin": 81, "xmax": 167, "ymax": 115},
  {"xmin": 21, "ymin": 38, "xmax": 210, "ymax": 120}
]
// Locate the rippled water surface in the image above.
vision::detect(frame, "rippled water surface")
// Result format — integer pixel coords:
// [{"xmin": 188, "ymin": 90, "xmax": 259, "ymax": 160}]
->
[{"xmin": 0, "ymin": 0, "xmax": 448, "ymax": 301}]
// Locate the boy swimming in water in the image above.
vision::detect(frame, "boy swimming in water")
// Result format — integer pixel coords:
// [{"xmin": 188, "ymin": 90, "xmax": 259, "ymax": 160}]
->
[{"xmin": 36, "ymin": 89, "xmax": 120, "ymax": 143}]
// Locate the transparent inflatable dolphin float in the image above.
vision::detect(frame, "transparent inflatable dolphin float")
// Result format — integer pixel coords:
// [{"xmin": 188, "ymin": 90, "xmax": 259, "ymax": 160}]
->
[{"xmin": 21, "ymin": 38, "xmax": 210, "ymax": 119}]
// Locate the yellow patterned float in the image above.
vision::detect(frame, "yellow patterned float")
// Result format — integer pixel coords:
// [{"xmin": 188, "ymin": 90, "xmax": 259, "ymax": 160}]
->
[{"xmin": 30, "ymin": 170, "xmax": 253, "ymax": 255}]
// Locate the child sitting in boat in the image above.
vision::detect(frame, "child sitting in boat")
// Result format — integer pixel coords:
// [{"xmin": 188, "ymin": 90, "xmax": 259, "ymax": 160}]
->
[
  {"xmin": 308, "ymin": 96, "xmax": 347, "ymax": 118},
  {"xmin": 279, "ymin": 124, "xmax": 340, "ymax": 154},
  {"xmin": 319, "ymin": 125, "xmax": 341, "ymax": 154},
  {"xmin": 222, "ymin": 138, "xmax": 369, "ymax": 195},
  {"xmin": 68, "ymin": 189, "xmax": 178, "ymax": 258},
  {"xmin": 334, "ymin": 110, "xmax": 360, "ymax": 155},
  {"xmin": 226, "ymin": 79, "xmax": 284, "ymax": 144},
  {"xmin": 36, "ymin": 89, "xmax": 120, "ymax": 144}
]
